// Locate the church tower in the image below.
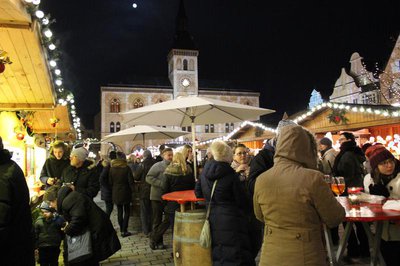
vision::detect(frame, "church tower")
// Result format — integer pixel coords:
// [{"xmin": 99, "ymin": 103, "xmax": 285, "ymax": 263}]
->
[{"xmin": 167, "ymin": 0, "xmax": 199, "ymax": 98}]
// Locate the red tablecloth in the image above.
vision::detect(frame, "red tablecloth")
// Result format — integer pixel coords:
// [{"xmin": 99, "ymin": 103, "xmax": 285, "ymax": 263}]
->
[{"xmin": 162, "ymin": 190, "xmax": 205, "ymax": 204}]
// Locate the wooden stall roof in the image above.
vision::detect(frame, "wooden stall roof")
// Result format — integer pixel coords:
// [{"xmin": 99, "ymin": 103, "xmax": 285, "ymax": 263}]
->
[
  {"xmin": 0, "ymin": 0, "xmax": 56, "ymax": 110},
  {"xmin": 291, "ymin": 103, "xmax": 400, "ymax": 134}
]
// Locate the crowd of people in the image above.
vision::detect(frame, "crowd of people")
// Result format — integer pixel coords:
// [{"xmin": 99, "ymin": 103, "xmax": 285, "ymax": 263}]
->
[{"xmin": 2, "ymin": 119, "xmax": 400, "ymax": 265}]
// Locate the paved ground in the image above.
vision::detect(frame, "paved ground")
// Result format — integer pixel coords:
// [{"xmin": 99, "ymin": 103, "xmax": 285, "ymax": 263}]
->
[{"xmin": 45, "ymin": 193, "xmax": 371, "ymax": 266}]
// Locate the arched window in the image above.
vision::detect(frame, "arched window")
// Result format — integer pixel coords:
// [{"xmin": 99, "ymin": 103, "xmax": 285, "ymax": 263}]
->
[
  {"xmin": 116, "ymin": 122, "xmax": 121, "ymax": 132},
  {"xmin": 225, "ymin": 123, "xmax": 230, "ymax": 133},
  {"xmin": 110, "ymin": 98, "xmax": 120, "ymax": 113},
  {"xmin": 189, "ymin": 59, "xmax": 195, "ymax": 71},
  {"xmin": 133, "ymin": 98, "xmax": 144, "ymax": 109},
  {"xmin": 230, "ymin": 123, "xmax": 234, "ymax": 131},
  {"xmin": 110, "ymin": 122, "xmax": 115, "ymax": 133},
  {"xmin": 205, "ymin": 124, "xmax": 209, "ymax": 133},
  {"xmin": 177, "ymin": 58, "xmax": 182, "ymax": 70},
  {"xmin": 187, "ymin": 126, "xmax": 192, "ymax": 132},
  {"xmin": 183, "ymin": 59, "xmax": 188, "ymax": 70},
  {"xmin": 182, "ymin": 127, "xmax": 186, "ymax": 131},
  {"xmin": 210, "ymin": 124, "xmax": 215, "ymax": 133}
]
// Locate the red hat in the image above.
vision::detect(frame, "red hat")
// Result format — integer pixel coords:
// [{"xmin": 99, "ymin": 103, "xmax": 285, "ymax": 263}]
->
[{"xmin": 365, "ymin": 145, "xmax": 394, "ymax": 170}]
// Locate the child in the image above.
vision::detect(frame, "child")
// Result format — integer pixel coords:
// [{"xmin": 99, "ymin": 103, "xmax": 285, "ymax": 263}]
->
[{"xmin": 34, "ymin": 201, "xmax": 64, "ymax": 266}]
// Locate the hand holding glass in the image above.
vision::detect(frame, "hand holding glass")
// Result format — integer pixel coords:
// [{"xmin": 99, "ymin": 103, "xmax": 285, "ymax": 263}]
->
[{"xmin": 331, "ymin": 176, "xmax": 345, "ymax": 197}]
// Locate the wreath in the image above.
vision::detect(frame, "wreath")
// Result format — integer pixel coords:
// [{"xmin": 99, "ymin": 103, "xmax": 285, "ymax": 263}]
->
[{"xmin": 327, "ymin": 109, "xmax": 349, "ymax": 125}]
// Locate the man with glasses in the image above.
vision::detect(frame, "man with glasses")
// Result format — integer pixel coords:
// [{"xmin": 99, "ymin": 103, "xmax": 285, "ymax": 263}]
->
[{"xmin": 332, "ymin": 132, "xmax": 369, "ymax": 260}]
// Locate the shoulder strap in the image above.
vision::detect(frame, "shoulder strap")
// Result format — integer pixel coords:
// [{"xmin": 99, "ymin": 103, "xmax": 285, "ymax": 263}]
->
[{"xmin": 205, "ymin": 180, "xmax": 218, "ymax": 220}]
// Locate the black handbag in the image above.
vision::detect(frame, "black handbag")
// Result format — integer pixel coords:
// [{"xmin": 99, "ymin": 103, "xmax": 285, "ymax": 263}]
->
[{"xmin": 67, "ymin": 229, "xmax": 93, "ymax": 263}]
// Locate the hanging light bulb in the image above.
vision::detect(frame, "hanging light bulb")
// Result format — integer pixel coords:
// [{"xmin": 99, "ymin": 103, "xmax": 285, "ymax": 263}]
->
[
  {"xmin": 43, "ymin": 29, "xmax": 53, "ymax": 38},
  {"xmin": 41, "ymin": 17, "xmax": 49, "ymax": 25},
  {"xmin": 32, "ymin": 0, "xmax": 41, "ymax": 5},
  {"xmin": 49, "ymin": 60, "xmax": 57, "ymax": 67},
  {"xmin": 48, "ymin": 43, "xmax": 56, "ymax": 50},
  {"xmin": 54, "ymin": 69, "xmax": 61, "ymax": 75},
  {"xmin": 55, "ymin": 79, "xmax": 62, "ymax": 86},
  {"xmin": 35, "ymin": 10, "xmax": 44, "ymax": 19}
]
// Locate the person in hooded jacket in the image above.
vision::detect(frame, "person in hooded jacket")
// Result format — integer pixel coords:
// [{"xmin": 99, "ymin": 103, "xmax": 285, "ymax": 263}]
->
[
  {"xmin": 0, "ymin": 136, "xmax": 35, "ymax": 266},
  {"xmin": 44, "ymin": 186, "xmax": 121, "ymax": 266},
  {"xmin": 109, "ymin": 152, "xmax": 135, "ymax": 237},
  {"xmin": 195, "ymin": 140, "xmax": 253, "ymax": 266},
  {"xmin": 58, "ymin": 147, "xmax": 100, "ymax": 200},
  {"xmin": 332, "ymin": 132, "xmax": 369, "ymax": 258},
  {"xmin": 40, "ymin": 140, "xmax": 70, "ymax": 190},
  {"xmin": 253, "ymin": 124, "xmax": 345, "ymax": 266}
]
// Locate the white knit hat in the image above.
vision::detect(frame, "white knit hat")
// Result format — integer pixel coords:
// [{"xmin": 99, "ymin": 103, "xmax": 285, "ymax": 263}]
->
[{"xmin": 70, "ymin": 147, "xmax": 88, "ymax": 161}]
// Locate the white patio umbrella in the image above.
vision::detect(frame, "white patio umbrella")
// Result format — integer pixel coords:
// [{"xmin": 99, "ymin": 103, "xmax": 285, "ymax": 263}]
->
[
  {"xmin": 122, "ymin": 95, "xmax": 275, "ymax": 178},
  {"xmin": 101, "ymin": 125, "xmax": 189, "ymax": 145}
]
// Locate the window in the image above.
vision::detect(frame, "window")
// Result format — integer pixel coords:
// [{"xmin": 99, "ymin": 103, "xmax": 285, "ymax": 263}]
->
[
  {"xmin": 225, "ymin": 123, "xmax": 230, "ymax": 133},
  {"xmin": 116, "ymin": 122, "xmax": 121, "ymax": 132},
  {"xmin": 133, "ymin": 98, "xmax": 144, "ymax": 109},
  {"xmin": 230, "ymin": 123, "xmax": 234, "ymax": 131},
  {"xmin": 182, "ymin": 127, "xmax": 186, "ymax": 131},
  {"xmin": 187, "ymin": 126, "xmax": 191, "ymax": 132},
  {"xmin": 205, "ymin": 124, "xmax": 209, "ymax": 133},
  {"xmin": 210, "ymin": 124, "xmax": 215, "ymax": 133},
  {"xmin": 183, "ymin": 59, "xmax": 188, "ymax": 70},
  {"xmin": 110, "ymin": 98, "xmax": 120, "ymax": 113},
  {"xmin": 353, "ymin": 99, "xmax": 358, "ymax": 104},
  {"xmin": 189, "ymin": 59, "xmax": 195, "ymax": 70},
  {"xmin": 110, "ymin": 122, "xmax": 115, "ymax": 133}
]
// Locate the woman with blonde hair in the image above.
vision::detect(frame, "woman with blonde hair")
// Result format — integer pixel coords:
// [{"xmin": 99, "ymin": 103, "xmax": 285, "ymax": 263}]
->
[{"xmin": 150, "ymin": 152, "xmax": 195, "ymax": 245}]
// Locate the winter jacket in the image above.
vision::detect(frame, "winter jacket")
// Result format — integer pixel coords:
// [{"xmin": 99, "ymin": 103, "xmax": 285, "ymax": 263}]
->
[
  {"xmin": 57, "ymin": 187, "xmax": 121, "ymax": 262},
  {"xmin": 34, "ymin": 216, "xmax": 63, "ymax": 248},
  {"xmin": 39, "ymin": 155, "xmax": 70, "ymax": 189},
  {"xmin": 0, "ymin": 149, "xmax": 35, "ymax": 266},
  {"xmin": 333, "ymin": 140, "xmax": 366, "ymax": 189},
  {"xmin": 59, "ymin": 160, "xmax": 100, "ymax": 199},
  {"xmin": 134, "ymin": 157, "xmax": 156, "ymax": 199},
  {"xmin": 195, "ymin": 160, "xmax": 253, "ymax": 266},
  {"xmin": 162, "ymin": 163, "xmax": 195, "ymax": 214},
  {"xmin": 248, "ymin": 146, "xmax": 274, "ymax": 197},
  {"xmin": 109, "ymin": 158, "xmax": 135, "ymax": 205},
  {"xmin": 253, "ymin": 125, "xmax": 345, "ymax": 266},
  {"xmin": 319, "ymin": 147, "xmax": 338, "ymax": 175},
  {"xmin": 99, "ymin": 160, "xmax": 112, "ymax": 201},
  {"xmin": 146, "ymin": 160, "xmax": 170, "ymax": 201}
]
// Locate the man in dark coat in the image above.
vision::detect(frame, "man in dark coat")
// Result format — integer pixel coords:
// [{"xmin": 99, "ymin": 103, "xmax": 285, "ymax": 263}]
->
[
  {"xmin": 333, "ymin": 132, "xmax": 369, "ymax": 259},
  {"xmin": 59, "ymin": 147, "xmax": 100, "ymax": 199},
  {"xmin": 44, "ymin": 186, "xmax": 121, "ymax": 265},
  {"xmin": 195, "ymin": 141, "xmax": 253, "ymax": 266},
  {"xmin": 0, "ymin": 136, "xmax": 35, "ymax": 266},
  {"xmin": 40, "ymin": 140, "xmax": 70, "ymax": 189},
  {"xmin": 134, "ymin": 150, "xmax": 156, "ymax": 235}
]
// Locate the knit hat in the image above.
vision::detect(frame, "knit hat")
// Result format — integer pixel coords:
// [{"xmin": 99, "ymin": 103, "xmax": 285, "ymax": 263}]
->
[
  {"xmin": 70, "ymin": 147, "xmax": 88, "ymax": 161},
  {"xmin": 276, "ymin": 119, "xmax": 297, "ymax": 135},
  {"xmin": 319, "ymin": 137, "xmax": 332, "ymax": 147},
  {"xmin": 39, "ymin": 201, "xmax": 54, "ymax": 212},
  {"xmin": 365, "ymin": 145, "xmax": 394, "ymax": 170},
  {"xmin": 143, "ymin": 150, "xmax": 152, "ymax": 159}
]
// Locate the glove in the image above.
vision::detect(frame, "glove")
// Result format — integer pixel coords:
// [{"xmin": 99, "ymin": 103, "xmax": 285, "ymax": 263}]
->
[{"xmin": 369, "ymin": 183, "xmax": 390, "ymax": 198}]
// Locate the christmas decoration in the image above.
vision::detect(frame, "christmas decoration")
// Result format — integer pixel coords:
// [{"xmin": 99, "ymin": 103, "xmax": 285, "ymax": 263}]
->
[
  {"xmin": 16, "ymin": 132, "xmax": 25, "ymax": 141},
  {"xmin": 0, "ymin": 50, "xmax": 12, "ymax": 73},
  {"xmin": 327, "ymin": 109, "xmax": 349, "ymax": 124},
  {"xmin": 50, "ymin": 117, "xmax": 60, "ymax": 127}
]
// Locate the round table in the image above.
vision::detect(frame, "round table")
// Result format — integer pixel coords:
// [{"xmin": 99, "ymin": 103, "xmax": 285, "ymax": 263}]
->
[{"xmin": 162, "ymin": 189, "xmax": 205, "ymax": 212}]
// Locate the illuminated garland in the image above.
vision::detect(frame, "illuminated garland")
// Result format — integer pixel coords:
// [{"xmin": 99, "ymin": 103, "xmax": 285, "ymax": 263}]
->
[
  {"xmin": 327, "ymin": 109, "xmax": 349, "ymax": 125},
  {"xmin": 22, "ymin": 0, "xmax": 82, "ymax": 140}
]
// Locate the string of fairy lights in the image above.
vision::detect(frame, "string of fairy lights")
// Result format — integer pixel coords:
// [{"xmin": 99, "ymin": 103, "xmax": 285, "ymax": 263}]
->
[{"xmin": 23, "ymin": 0, "xmax": 82, "ymax": 140}]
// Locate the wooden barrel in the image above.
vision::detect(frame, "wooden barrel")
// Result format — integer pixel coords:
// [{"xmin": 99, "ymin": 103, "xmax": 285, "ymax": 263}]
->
[{"xmin": 173, "ymin": 209, "xmax": 212, "ymax": 266}]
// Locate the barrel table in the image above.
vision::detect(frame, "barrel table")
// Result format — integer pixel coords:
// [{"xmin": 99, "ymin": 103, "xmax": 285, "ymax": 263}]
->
[{"xmin": 162, "ymin": 190, "xmax": 212, "ymax": 266}]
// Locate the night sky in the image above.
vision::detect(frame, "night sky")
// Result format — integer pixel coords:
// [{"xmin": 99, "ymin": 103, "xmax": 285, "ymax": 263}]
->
[{"xmin": 40, "ymin": 0, "xmax": 400, "ymax": 128}]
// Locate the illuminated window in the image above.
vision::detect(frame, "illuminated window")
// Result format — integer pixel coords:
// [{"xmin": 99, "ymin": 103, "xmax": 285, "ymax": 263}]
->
[
  {"xmin": 110, "ymin": 98, "xmax": 120, "ymax": 113},
  {"xmin": 110, "ymin": 122, "xmax": 115, "ymax": 133}
]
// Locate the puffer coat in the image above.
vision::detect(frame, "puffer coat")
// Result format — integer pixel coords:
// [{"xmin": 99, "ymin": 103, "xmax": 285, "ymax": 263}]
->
[
  {"xmin": 109, "ymin": 158, "xmax": 135, "ymax": 205},
  {"xmin": 195, "ymin": 160, "xmax": 253, "ymax": 266},
  {"xmin": 57, "ymin": 186, "xmax": 121, "ymax": 262},
  {"xmin": 253, "ymin": 125, "xmax": 345, "ymax": 266}
]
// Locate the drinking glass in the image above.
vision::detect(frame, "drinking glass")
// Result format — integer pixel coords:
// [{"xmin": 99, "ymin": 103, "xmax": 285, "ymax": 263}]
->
[{"xmin": 330, "ymin": 176, "xmax": 345, "ymax": 197}]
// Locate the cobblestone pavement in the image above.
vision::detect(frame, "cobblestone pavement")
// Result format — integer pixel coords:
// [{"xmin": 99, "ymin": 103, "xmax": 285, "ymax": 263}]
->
[{"xmin": 39, "ymin": 193, "xmax": 369, "ymax": 266}]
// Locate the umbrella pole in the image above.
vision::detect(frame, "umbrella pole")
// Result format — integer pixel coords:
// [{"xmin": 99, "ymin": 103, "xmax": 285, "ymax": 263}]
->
[
  {"xmin": 190, "ymin": 117, "xmax": 198, "ymax": 181},
  {"xmin": 142, "ymin": 133, "xmax": 145, "ymax": 146}
]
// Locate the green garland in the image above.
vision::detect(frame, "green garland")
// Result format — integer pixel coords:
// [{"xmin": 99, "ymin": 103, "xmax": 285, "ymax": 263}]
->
[{"xmin": 327, "ymin": 109, "xmax": 349, "ymax": 125}]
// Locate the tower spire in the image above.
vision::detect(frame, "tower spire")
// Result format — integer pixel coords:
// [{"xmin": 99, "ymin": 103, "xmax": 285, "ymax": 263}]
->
[{"xmin": 172, "ymin": 0, "xmax": 196, "ymax": 50}]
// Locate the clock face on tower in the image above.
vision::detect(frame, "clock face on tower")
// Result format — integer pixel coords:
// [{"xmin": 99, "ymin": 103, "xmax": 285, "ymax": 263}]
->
[{"xmin": 181, "ymin": 78, "xmax": 191, "ymax": 88}]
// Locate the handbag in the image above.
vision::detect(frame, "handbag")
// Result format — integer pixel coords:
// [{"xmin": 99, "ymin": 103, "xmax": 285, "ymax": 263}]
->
[
  {"xmin": 67, "ymin": 229, "xmax": 93, "ymax": 263},
  {"xmin": 199, "ymin": 180, "xmax": 218, "ymax": 248}
]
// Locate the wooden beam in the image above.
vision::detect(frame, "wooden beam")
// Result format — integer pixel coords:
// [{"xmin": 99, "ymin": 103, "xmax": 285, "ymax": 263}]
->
[{"xmin": 0, "ymin": 103, "xmax": 54, "ymax": 110}]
